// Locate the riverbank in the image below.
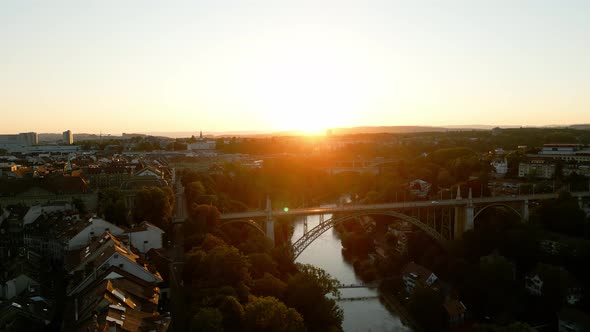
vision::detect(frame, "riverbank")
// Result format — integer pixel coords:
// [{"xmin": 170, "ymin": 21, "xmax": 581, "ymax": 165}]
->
[
  {"xmin": 379, "ymin": 287, "xmax": 424, "ymax": 332},
  {"xmin": 291, "ymin": 213, "xmax": 411, "ymax": 331}
]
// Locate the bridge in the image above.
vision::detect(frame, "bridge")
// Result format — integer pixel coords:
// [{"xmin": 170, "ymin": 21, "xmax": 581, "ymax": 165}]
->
[
  {"xmin": 337, "ymin": 282, "xmax": 379, "ymax": 289},
  {"xmin": 220, "ymin": 190, "xmax": 590, "ymax": 259}
]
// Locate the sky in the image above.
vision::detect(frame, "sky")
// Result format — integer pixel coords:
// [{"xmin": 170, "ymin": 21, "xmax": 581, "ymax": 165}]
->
[{"xmin": 1, "ymin": 0, "xmax": 589, "ymax": 134}]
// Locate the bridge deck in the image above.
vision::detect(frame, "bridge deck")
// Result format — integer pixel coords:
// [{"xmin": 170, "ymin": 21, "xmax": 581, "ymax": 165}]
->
[{"xmin": 220, "ymin": 192, "xmax": 590, "ymax": 220}]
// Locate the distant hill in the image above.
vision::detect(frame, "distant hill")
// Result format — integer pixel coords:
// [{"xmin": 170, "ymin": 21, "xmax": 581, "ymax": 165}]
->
[
  {"xmin": 569, "ymin": 124, "xmax": 590, "ymax": 130},
  {"xmin": 328, "ymin": 126, "xmax": 448, "ymax": 135}
]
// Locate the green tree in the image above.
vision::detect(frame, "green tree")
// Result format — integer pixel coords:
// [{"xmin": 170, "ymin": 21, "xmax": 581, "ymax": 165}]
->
[
  {"xmin": 218, "ymin": 296, "xmax": 244, "ymax": 331},
  {"xmin": 98, "ymin": 187, "xmax": 127, "ymax": 225},
  {"xmin": 285, "ymin": 264, "xmax": 343, "ymax": 332},
  {"xmin": 407, "ymin": 284, "xmax": 446, "ymax": 332},
  {"xmin": 252, "ymin": 273, "xmax": 287, "ymax": 299},
  {"xmin": 190, "ymin": 307, "xmax": 223, "ymax": 332},
  {"xmin": 243, "ymin": 296, "xmax": 306, "ymax": 332},
  {"xmin": 248, "ymin": 253, "xmax": 279, "ymax": 279},
  {"xmin": 133, "ymin": 186, "xmax": 175, "ymax": 229}
]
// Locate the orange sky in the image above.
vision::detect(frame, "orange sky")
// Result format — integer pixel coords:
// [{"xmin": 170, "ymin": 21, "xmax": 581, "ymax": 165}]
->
[{"xmin": 1, "ymin": 1, "xmax": 589, "ymax": 134}]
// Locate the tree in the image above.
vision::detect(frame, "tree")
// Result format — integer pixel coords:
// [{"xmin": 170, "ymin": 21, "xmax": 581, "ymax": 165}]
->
[
  {"xmin": 72, "ymin": 197, "xmax": 87, "ymax": 214},
  {"xmin": 474, "ymin": 322, "xmax": 536, "ymax": 332},
  {"xmin": 133, "ymin": 186, "xmax": 175, "ymax": 229},
  {"xmin": 191, "ymin": 307, "xmax": 223, "ymax": 332},
  {"xmin": 218, "ymin": 296, "xmax": 244, "ymax": 331},
  {"xmin": 248, "ymin": 253, "xmax": 279, "ymax": 279},
  {"xmin": 243, "ymin": 296, "xmax": 306, "ymax": 332},
  {"xmin": 285, "ymin": 264, "xmax": 343, "ymax": 332},
  {"xmin": 98, "ymin": 188, "xmax": 127, "ymax": 225},
  {"xmin": 187, "ymin": 204, "xmax": 221, "ymax": 235},
  {"xmin": 407, "ymin": 284, "xmax": 446, "ymax": 332},
  {"xmin": 205, "ymin": 245, "xmax": 251, "ymax": 289},
  {"xmin": 252, "ymin": 273, "xmax": 287, "ymax": 299}
]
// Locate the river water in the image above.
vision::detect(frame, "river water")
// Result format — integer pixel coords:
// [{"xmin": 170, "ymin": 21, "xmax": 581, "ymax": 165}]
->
[{"xmin": 291, "ymin": 213, "xmax": 412, "ymax": 332}]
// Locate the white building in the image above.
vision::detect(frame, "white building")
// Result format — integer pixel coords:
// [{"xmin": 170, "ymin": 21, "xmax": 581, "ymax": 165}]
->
[
  {"xmin": 490, "ymin": 158, "xmax": 508, "ymax": 177},
  {"xmin": 125, "ymin": 221, "xmax": 164, "ymax": 254},
  {"xmin": 67, "ymin": 217, "xmax": 125, "ymax": 251}
]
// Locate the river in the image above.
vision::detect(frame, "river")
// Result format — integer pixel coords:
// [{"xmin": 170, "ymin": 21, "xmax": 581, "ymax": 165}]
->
[{"xmin": 291, "ymin": 212, "xmax": 412, "ymax": 332}]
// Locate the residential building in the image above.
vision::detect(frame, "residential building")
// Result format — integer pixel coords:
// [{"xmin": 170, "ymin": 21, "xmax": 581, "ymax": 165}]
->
[
  {"xmin": 443, "ymin": 298, "xmax": 467, "ymax": 327},
  {"xmin": 525, "ymin": 274, "xmax": 543, "ymax": 296},
  {"xmin": 65, "ymin": 217, "xmax": 125, "ymax": 251},
  {"xmin": 66, "ymin": 232, "xmax": 163, "ymax": 297},
  {"xmin": 401, "ymin": 262, "xmax": 438, "ymax": 294},
  {"xmin": 518, "ymin": 159, "xmax": 555, "ymax": 179},
  {"xmin": 62, "ymin": 130, "xmax": 73, "ymax": 145},
  {"xmin": 409, "ymin": 179, "xmax": 431, "ymax": 198},
  {"xmin": 490, "ymin": 158, "xmax": 508, "ymax": 177},
  {"xmin": 123, "ymin": 221, "xmax": 164, "ymax": 254}
]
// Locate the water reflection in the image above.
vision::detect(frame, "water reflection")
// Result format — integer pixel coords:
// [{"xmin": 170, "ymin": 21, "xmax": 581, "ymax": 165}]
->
[{"xmin": 292, "ymin": 214, "xmax": 412, "ymax": 332}]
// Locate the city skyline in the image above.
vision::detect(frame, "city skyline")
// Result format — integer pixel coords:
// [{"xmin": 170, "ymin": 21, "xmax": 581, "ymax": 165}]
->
[{"xmin": 2, "ymin": 1, "xmax": 589, "ymax": 134}]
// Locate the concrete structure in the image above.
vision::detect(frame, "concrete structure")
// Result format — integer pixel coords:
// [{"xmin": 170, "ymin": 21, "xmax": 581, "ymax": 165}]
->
[
  {"xmin": 62, "ymin": 130, "xmax": 73, "ymax": 145},
  {"xmin": 221, "ymin": 191, "xmax": 590, "ymax": 259}
]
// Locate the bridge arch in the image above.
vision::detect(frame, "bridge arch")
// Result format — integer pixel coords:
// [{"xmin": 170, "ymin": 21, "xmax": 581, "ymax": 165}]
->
[
  {"xmin": 473, "ymin": 203, "xmax": 522, "ymax": 222},
  {"xmin": 292, "ymin": 210, "xmax": 449, "ymax": 260},
  {"xmin": 220, "ymin": 219, "xmax": 266, "ymax": 237}
]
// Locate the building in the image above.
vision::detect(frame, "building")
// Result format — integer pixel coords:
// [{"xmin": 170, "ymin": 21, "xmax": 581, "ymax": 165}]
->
[
  {"xmin": 124, "ymin": 221, "xmax": 165, "ymax": 254},
  {"xmin": 0, "ymin": 177, "xmax": 97, "ymax": 211},
  {"xmin": 443, "ymin": 298, "xmax": 467, "ymax": 327},
  {"xmin": 0, "ymin": 132, "xmax": 38, "ymax": 152},
  {"xmin": 409, "ymin": 179, "xmax": 431, "ymax": 198},
  {"xmin": 62, "ymin": 130, "xmax": 74, "ymax": 145},
  {"xmin": 518, "ymin": 159, "xmax": 555, "ymax": 179},
  {"xmin": 401, "ymin": 262, "xmax": 438, "ymax": 294},
  {"xmin": 66, "ymin": 232, "xmax": 163, "ymax": 297},
  {"xmin": 64, "ymin": 217, "xmax": 125, "ymax": 251},
  {"xmin": 490, "ymin": 158, "xmax": 508, "ymax": 177}
]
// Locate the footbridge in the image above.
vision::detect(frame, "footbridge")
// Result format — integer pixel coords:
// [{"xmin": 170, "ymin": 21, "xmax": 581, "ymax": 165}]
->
[{"xmin": 220, "ymin": 190, "xmax": 590, "ymax": 259}]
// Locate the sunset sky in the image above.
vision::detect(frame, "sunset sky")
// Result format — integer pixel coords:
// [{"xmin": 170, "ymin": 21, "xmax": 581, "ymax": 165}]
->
[{"xmin": 1, "ymin": 1, "xmax": 589, "ymax": 134}]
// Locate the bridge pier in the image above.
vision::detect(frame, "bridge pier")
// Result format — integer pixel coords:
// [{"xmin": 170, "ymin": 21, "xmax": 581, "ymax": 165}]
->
[
  {"xmin": 265, "ymin": 196, "xmax": 275, "ymax": 246},
  {"xmin": 579, "ymin": 196, "xmax": 584, "ymax": 210},
  {"xmin": 454, "ymin": 189, "xmax": 474, "ymax": 239}
]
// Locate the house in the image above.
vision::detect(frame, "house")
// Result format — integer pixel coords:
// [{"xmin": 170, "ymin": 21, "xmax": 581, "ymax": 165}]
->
[
  {"xmin": 401, "ymin": 262, "xmax": 438, "ymax": 294},
  {"xmin": 123, "ymin": 221, "xmax": 165, "ymax": 254},
  {"xmin": 409, "ymin": 179, "xmax": 431, "ymax": 198},
  {"xmin": 66, "ymin": 265, "xmax": 169, "ymax": 332},
  {"xmin": 65, "ymin": 217, "xmax": 125, "ymax": 251},
  {"xmin": 525, "ymin": 274, "xmax": 543, "ymax": 296},
  {"xmin": 490, "ymin": 158, "xmax": 508, "ymax": 177},
  {"xmin": 67, "ymin": 232, "xmax": 163, "ymax": 296},
  {"xmin": 0, "ymin": 274, "xmax": 40, "ymax": 300},
  {"xmin": 444, "ymin": 298, "xmax": 467, "ymax": 327}
]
